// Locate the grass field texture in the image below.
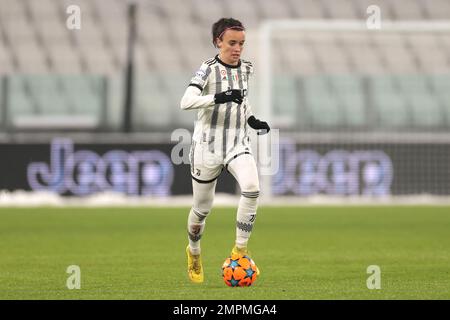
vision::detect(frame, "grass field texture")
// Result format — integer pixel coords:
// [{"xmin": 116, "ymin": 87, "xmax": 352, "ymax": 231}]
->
[{"xmin": 0, "ymin": 206, "xmax": 449, "ymax": 299}]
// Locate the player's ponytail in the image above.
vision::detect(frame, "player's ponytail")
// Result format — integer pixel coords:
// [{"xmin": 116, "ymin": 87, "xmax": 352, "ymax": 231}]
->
[{"xmin": 212, "ymin": 18, "xmax": 245, "ymax": 48}]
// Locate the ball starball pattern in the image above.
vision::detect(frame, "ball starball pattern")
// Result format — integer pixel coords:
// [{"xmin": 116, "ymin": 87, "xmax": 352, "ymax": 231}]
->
[{"xmin": 222, "ymin": 253, "xmax": 258, "ymax": 287}]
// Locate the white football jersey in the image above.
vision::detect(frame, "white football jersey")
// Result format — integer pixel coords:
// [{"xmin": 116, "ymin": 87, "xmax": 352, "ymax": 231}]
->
[{"xmin": 188, "ymin": 55, "xmax": 254, "ymax": 157}]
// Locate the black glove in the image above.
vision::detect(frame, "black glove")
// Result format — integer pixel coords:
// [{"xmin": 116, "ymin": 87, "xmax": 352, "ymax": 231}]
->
[
  {"xmin": 247, "ymin": 115, "xmax": 270, "ymax": 135},
  {"xmin": 214, "ymin": 89, "xmax": 243, "ymax": 105}
]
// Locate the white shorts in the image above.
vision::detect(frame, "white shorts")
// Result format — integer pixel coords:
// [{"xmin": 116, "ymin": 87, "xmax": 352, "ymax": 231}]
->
[{"xmin": 189, "ymin": 140, "xmax": 253, "ymax": 183}]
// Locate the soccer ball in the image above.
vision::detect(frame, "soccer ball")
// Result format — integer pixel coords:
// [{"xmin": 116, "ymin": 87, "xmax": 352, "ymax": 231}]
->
[{"xmin": 222, "ymin": 254, "xmax": 258, "ymax": 287}]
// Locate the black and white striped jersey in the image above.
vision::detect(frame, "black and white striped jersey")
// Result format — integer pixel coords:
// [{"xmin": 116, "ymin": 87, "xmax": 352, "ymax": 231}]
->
[{"xmin": 188, "ymin": 54, "xmax": 254, "ymax": 157}]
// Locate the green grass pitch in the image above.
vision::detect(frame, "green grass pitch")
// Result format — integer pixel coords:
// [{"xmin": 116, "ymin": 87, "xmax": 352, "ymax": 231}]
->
[{"xmin": 0, "ymin": 206, "xmax": 449, "ymax": 299}]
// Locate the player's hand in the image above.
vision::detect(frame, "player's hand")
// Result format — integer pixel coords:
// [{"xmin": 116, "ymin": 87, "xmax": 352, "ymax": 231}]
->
[
  {"xmin": 247, "ymin": 116, "xmax": 270, "ymax": 135},
  {"xmin": 214, "ymin": 89, "xmax": 243, "ymax": 105}
]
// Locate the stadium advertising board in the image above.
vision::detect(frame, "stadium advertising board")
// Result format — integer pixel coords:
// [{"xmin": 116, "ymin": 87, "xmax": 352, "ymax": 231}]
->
[
  {"xmin": 274, "ymin": 140, "xmax": 449, "ymax": 196},
  {"xmin": 0, "ymin": 138, "xmax": 448, "ymax": 196},
  {"xmin": 0, "ymin": 138, "xmax": 235, "ymax": 196}
]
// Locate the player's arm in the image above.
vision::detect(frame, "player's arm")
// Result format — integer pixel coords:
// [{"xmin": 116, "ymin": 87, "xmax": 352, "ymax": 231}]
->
[
  {"xmin": 182, "ymin": 87, "xmax": 246, "ymax": 110},
  {"xmin": 180, "ymin": 86, "xmax": 243, "ymax": 110},
  {"xmin": 180, "ymin": 86, "xmax": 215, "ymax": 110},
  {"xmin": 181, "ymin": 62, "xmax": 214, "ymax": 110},
  {"xmin": 181, "ymin": 62, "xmax": 243, "ymax": 110}
]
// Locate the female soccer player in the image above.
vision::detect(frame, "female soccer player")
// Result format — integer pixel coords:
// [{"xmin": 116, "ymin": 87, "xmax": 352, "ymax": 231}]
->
[{"xmin": 180, "ymin": 17, "xmax": 270, "ymax": 283}]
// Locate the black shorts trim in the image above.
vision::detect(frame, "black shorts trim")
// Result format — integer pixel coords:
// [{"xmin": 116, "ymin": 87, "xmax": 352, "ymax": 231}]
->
[
  {"xmin": 225, "ymin": 151, "xmax": 251, "ymax": 171},
  {"xmin": 191, "ymin": 169, "xmax": 223, "ymax": 184}
]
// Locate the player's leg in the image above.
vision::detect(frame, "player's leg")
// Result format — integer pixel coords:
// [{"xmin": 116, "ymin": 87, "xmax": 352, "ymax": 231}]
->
[
  {"xmin": 186, "ymin": 141, "xmax": 222, "ymax": 283},
  {"xmin": 187, "ymin": 179, "xmax": 217, "ymax": 255},
  {"xmin": 186, "ymin": 178, "xmax": 217, "ymax": 283},
  {"xmin": 226, "ymin": 154, "xmax": 260, "ymax": 250}
]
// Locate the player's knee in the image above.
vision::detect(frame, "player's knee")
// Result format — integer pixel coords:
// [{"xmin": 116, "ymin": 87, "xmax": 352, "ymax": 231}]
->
[
  {"xmin": 241, "ymin": 181, "xmax": 260, "ymax": 198},
  {"xmin": 191, "ymin": 206, "xmax": 210, "ymax": 220},
  {"xmin": 193, "ymin": 192, "xmax": 214, "ymax": 213},
  {"xmin": 241, "ymin": 186, "xmax": 260, "ymax": 199},
  {"xmin": 193, "ymin": 197, "xmax": 214, "ymax": 214},
  {"xmin": 193, "ymin": 206, "xmax": 210, "ymax": 216},
  {"xmin": 196, "ymin": 192, "xmax": 213, "ymax": 207}
]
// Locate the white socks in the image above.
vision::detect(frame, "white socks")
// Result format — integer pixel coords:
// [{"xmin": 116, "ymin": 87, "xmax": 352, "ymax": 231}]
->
[
  {"xmin": 187, "ymin": 207, "xmax": 209, "ymax": 255},
  {"xmin": 235, "ymin": 191, "xmax": 259, "ymax": 248},
  {"xmin": 187, "ymin": 180, "xmax": 216, "ymax": 255},
  {"xmin": 226, "ymin": 154, "xmax": 260, "ymax": 249}
]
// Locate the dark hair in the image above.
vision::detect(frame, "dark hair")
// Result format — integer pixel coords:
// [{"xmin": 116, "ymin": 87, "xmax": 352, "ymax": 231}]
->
[{"xmin": 211, "ymin": 18, "xmax": 245, "ymax": 48}]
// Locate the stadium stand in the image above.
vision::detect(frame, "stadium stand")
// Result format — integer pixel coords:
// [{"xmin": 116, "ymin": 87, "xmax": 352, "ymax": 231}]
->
[{"xmin": 0, "ymin": 0, "xmax": 448, "ymax": 131}]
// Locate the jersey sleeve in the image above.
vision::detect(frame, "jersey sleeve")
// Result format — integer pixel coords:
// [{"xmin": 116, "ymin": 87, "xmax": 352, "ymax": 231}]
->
[
  {"xmin": 180, "ymin": 86, "xmax": 215, "ymax": 110},
  {"xmin": 188, "ymin": 62, "xmax": 212, "ymax": 92}
]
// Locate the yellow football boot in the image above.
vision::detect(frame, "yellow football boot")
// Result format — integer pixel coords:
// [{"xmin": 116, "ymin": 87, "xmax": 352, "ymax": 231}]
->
[
  {"xmin": 186, "ymin": 246, "xmax": 204, "ymax": 283},
  {"xmin": 231, "ymin": 245, "xmax": 260, "ymax": 276}
]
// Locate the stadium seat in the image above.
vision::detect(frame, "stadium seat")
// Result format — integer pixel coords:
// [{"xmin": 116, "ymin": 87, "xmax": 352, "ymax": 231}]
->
[
  {"xmin": 160, "ymin": 74, "xmax": 198, "ymax": 127},
  {"xmin": 429, "ymin": 75, "xmax": 450, "ymax": 127},
  {"xmin": 397, "ymin": 75, "xmax": 443, "ymax": 128},
  {"xmin": 408, "ymin": 34, "xmax": 448, "ymax": 73},
  {"xmin": 61, "ymin": 75, "xmax": 103, "ymax": 117},
  {"xmin": 0, "ymin": 43, "xmax": 13, "ymax": 74},
  {"xmin": 310, "ymin": 33, "xmax": 352, "ymax": 73},
  {"xmin": 273, "ymin": 75, "xmax": 300, "ymax": 128},
  {"xmin": 224, "ymin": 0, "xmax": 259, "ymax": 28},
  {"xmin": 350, "ymin": 0, "xmax": 396, "ymax": 20},
  {"xmin": 35, "ymin": 17, "xmax": 68, "ymax": 47},
  {"xmin": 303, "ymin": 75, "xmax": 343, "ymax": 128},
  {"xmin": 0, "ymin": 0, "xmax": 24, "ymax": 19},
  {"xmin": 390, "ymin": 0, "xmax": 426, "ymax": 19},
  {"xmin": 191, "ymin": 0, "xmax": 225, "ymax": 24},
  {"xmin": 14, "ymin": 39, "xmax": 49, "ymax": 74},
  {"xmin": 0, "ymin": 78, "xmax": 3, "ymax": 128},
  {"xmin": 27, "ymin": 0, "xmax": 60, "ymax": 20},
  {"xmin": 48, "ymin": 43, "xmax": 83, "ymax": 74},
  {"xmin": 149, "ymin": 42, "xmax": 183, "ymax": 73},
  {"xmin": 277, "ymin": 34, "xmax": 319, "ymax": 74},
  {"xmin": 160, "ymin": 0, "xmax": 190, "ymax": 19},
  {"xmin": 329, "ymin": 75, "xmax": 367, "ymax": 127},
  {"xmin": 3, "ymin": 14, "xmax": 33, "ymax": 40},
  {"xmin": 8, "ymin": 76, "xmax": 36, "ymax": 117},
  {"xmin": 293, "ymin": 0, "xmax": 326, "ymax": 18},
  {"xmin": 422, "ymin": 0, "xmax": 450, "ymax": 19},
  {"xmin": 134, "ymin": 75, "xmax": 172, "ymax": 129},
  {"xmin": 371, "ymin": 76, "xmax": 410, "ymax": 128},
  {"xmin": 375, "ymin": 34, "xmax": 418, "ymax": 73},
  {"xmin": 0, "ymin": 0, "xmax": 447, "ymax": 77},
  {"xmin": 140, "ymin": 12, "xmax": 173, "ymax": 45},
  {"xmin": 25, "ymin": 76, "xmax": 70, "ymax": 115},
  {"xmin": 321, "ymin": 0, "xmax": 359, "ymax": 19},
  {"xmin": 257, "ymin": 0, "xmax": 293, "ymax": 19},
  {"xmin": 105, "ymin": 75, "xmax": 124, "ymax": 129},
  {"xmin": 0, "ymin": 0, "xmax": 448, "ymax": 133},
  {"xmin": 5, "ymin": 75, "xmax": 102, "ymax": 129},
  {"xmin": 339, "ymin": 33, "xmax": 383, "ymax": 73}
]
